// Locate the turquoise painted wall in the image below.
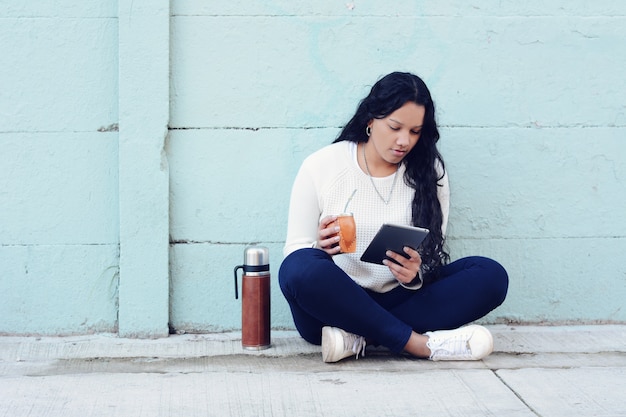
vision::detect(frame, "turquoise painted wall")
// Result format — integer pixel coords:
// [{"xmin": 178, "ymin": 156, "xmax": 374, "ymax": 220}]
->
[
  {"xmin": 1, "ymin": 1, "xmax": 624, "ymax": 336},
  {"xmin": 0, "ymin": 3, "xmax": 120, "ymax": 334}
]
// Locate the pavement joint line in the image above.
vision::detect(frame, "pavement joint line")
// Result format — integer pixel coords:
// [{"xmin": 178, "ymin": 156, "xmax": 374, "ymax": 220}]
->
[{"xmin": 493, "ymin": 369, "xmax": 543, "ymax": 417}]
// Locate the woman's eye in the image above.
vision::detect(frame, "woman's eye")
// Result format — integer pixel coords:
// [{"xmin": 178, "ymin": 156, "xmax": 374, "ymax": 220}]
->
[
  {"xmin": 389, "ymin": 126, "xmax": 400, "ymax": 131},
  {"xmin": 411, "ymin": 130, "xmax": 421, "ymax": 135}
]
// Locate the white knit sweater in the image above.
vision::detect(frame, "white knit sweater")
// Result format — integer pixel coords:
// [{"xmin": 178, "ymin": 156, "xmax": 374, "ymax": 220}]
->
[{"xmin": 283, "ymin": 141, "xmax": 449, "ymax": 293}]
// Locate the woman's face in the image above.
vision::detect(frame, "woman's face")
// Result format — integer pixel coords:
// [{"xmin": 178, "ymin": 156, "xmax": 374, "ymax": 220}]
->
[{"xmin": 367, "ymin": 101, "xmax": 425, "ymax": 168}]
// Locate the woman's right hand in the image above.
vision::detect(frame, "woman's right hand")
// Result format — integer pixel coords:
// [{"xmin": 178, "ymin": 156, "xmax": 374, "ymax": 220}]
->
[{"xmin": 317, "ymin": 215, "xmax": 341, "ymax": 255}]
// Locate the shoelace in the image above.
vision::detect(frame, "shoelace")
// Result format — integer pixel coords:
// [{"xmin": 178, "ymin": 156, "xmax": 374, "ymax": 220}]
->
[
  {"xmin": 348, "ymin": 334, "xmax": 367, "ymax": 359},
  {"xmin": 427, "ymin": 334, "xmax": 472, "ymax": 359}
]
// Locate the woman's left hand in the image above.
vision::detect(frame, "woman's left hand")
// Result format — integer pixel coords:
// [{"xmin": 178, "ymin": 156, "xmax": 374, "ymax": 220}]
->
[{"xmin": 382, "ymin": 247, "xmax": 422, "ymax": 285}]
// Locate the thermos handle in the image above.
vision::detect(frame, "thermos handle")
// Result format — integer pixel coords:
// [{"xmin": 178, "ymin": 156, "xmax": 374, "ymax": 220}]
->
[
  {"xmin": 234, "ymin": 264, "xmax": 270, "ymax": 299},
  {"xmin": 234, "ymin": 264, "xmax": 244, "ymax": 299}
]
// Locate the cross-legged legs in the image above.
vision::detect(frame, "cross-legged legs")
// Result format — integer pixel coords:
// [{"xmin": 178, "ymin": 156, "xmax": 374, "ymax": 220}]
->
[{"xmin": 279, "ymin": 248, "xmax": 508, "ymax": 361}]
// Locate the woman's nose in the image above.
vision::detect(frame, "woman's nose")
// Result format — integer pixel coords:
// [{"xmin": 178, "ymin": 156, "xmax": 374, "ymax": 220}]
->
[{"xmin": 396, "ymin": 131, "xmax": 410, "ymax": 145}]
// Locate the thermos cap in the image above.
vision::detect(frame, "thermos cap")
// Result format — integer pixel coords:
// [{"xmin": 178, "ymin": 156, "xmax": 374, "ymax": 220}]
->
[{"xmin": 244, "ymin": 246, "xmax": 269, "ymax": 267}]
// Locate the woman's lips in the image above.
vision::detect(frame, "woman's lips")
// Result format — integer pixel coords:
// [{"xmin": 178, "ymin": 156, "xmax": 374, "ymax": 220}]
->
[{"xmin": 391, "ymin": 149, "xmax": 407, "ymax": 158}]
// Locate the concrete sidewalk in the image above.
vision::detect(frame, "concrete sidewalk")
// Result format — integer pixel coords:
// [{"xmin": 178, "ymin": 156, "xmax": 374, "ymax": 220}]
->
[{"xmin": 1, "ymin": 325, "xmax": 625, "ymax": 416}]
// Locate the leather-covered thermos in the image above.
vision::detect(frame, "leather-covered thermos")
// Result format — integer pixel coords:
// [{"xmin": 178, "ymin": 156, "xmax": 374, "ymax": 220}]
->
[{"xmin": 234, "ymin": 246, "xmax": 271, "ymax": 350}]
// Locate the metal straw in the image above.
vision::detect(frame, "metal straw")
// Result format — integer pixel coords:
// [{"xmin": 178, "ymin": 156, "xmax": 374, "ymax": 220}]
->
[{"xmin": 343, "ymin": 189, "xmax": 357, "ymax": 213}]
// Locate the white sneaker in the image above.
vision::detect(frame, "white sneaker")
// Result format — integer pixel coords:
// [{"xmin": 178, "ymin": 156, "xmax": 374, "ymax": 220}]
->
[
  {"xmin": 425, "ymin": 325, "xmax": 493, "ymax": 361},
  {"xmin": 321, "ymin": 326, "xmax": 366, "ymax": 363}
]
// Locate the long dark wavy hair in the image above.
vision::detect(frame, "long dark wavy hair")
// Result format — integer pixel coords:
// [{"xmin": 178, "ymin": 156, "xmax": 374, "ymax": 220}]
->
[{"xmin": 333, "ymin": 72, "xmax": 449, "ymax": 283}]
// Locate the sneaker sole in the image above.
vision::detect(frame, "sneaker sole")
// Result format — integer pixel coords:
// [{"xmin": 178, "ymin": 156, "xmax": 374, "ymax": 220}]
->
[{"xmin": 321, "ymin": 326, "xmax": 341, "ymax": 363}]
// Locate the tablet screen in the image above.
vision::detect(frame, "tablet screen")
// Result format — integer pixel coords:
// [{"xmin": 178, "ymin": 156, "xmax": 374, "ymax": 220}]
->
[{"xmin": 360, "ymin": 224, "xmax": 429, "ymax": 265}]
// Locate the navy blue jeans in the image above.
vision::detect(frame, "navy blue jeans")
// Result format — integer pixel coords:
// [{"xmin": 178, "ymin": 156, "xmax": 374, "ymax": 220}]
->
[{"xmin": 279, "ymin": 248, "xmax": 508, "ymax": 353}]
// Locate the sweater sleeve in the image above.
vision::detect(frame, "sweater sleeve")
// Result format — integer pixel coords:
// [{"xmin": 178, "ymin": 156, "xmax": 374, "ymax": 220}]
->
[{"xmin": 283, "ymin": 161, "xmax": 322, "ymax": 257}]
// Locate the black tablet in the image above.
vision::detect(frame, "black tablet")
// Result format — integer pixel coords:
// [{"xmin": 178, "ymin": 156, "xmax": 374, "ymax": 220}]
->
[{"xmin": 360, "ymin": 224, "xmax": 430, "ymax": 265}]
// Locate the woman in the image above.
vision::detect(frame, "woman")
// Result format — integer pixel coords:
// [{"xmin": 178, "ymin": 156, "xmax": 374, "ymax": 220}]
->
[{"xmin": 279, "ymin": 72, "xmax": 508, "ymax": 363}]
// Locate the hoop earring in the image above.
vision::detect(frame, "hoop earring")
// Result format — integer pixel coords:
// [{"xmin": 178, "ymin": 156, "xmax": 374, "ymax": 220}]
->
[{"xmin": 366, "ymin": 126, "xmax": 371, "ymax": 137}]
